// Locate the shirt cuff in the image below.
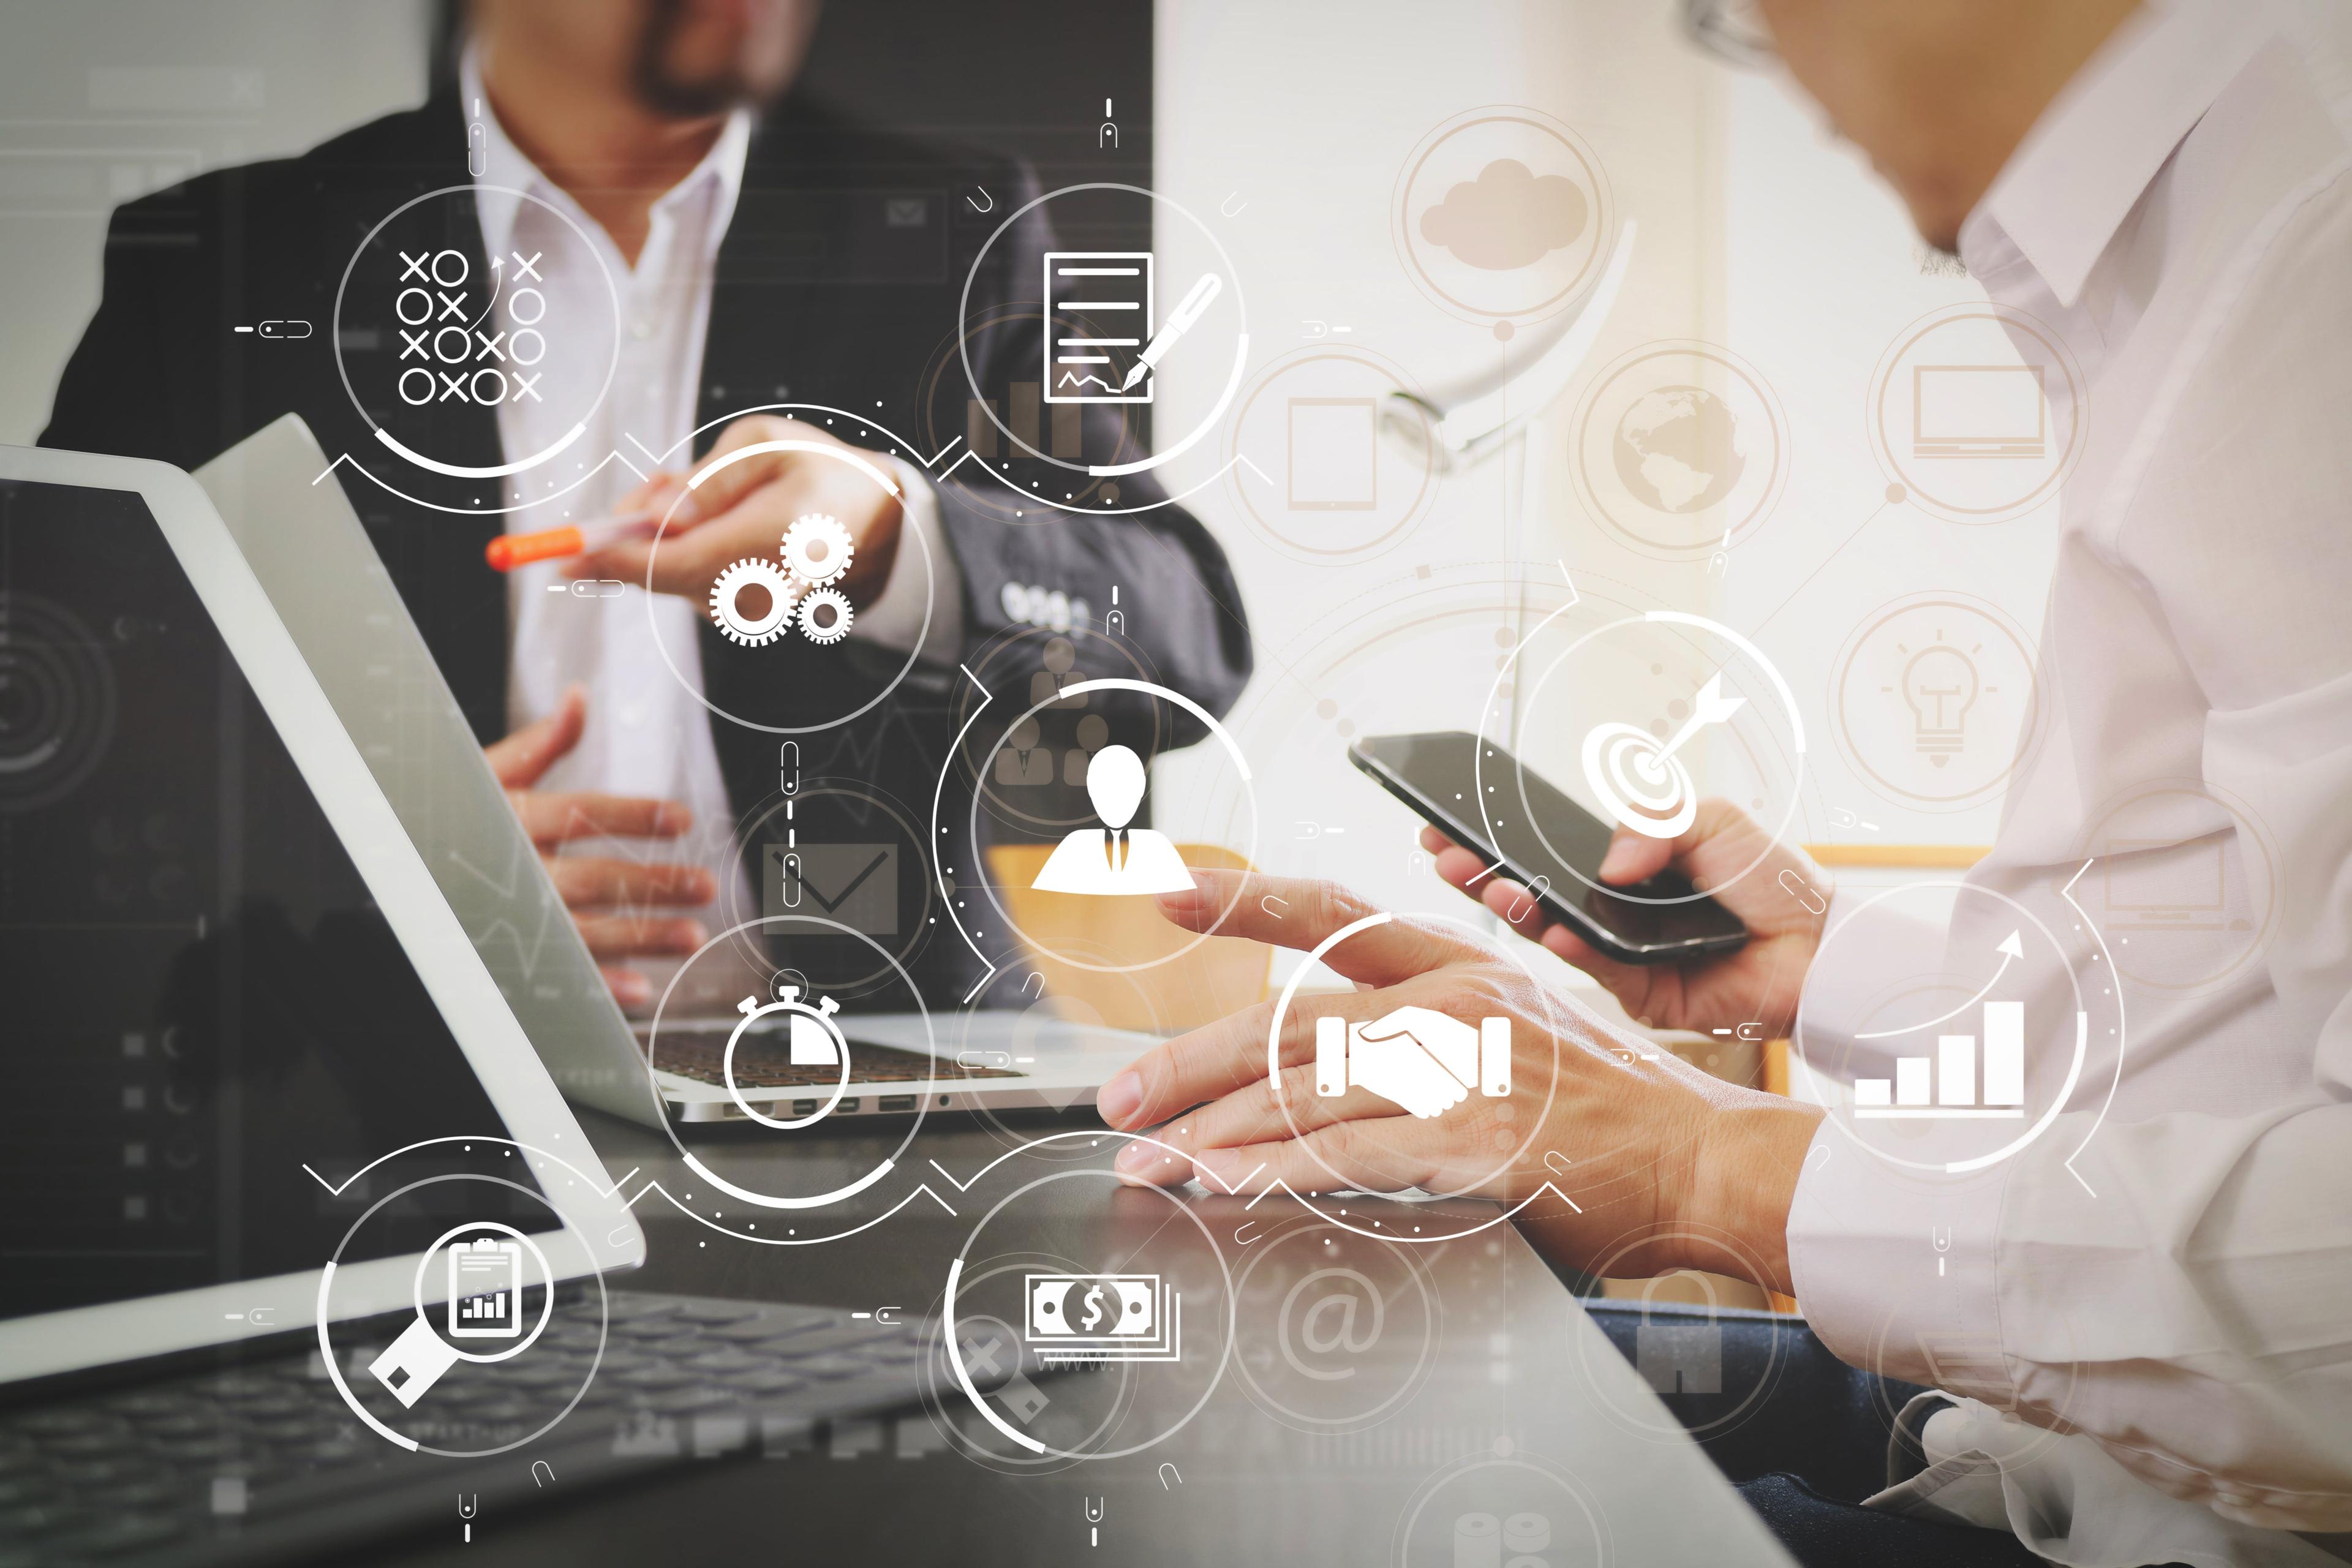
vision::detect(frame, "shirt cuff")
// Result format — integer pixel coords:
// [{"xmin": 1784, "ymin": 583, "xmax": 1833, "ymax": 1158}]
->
[
  {"xmin": 848, "ymin": 458, "xmax": 964, "ymax": 658},
  {"xmin": 1786, "ymin": 1135, "xmax": 2011, "ymax": 1396}
]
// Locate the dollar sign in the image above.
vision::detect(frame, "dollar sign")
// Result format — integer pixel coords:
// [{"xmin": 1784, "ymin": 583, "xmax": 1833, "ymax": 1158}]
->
[{"xmin": 1079, "ymin": 1284, "xmax": 1106, "ymax": 1332}]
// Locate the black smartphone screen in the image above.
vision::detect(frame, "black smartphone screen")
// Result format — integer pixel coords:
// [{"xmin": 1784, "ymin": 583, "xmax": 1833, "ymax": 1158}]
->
[{"xmin": 1351, "ymin": 730, "xmax": 1747, "ymax": 962}]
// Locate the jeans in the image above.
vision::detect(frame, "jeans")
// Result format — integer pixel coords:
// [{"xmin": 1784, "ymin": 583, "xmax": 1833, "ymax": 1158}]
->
[{"xmin": 1586, "ymin": 1300, "xmax": 2055, "ymax": 1568}]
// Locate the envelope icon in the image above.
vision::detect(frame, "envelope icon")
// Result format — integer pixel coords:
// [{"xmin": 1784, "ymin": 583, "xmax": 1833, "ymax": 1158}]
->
[
  {"xmin": 883, "ymin": 196, "xmax": 927, "ymax": 229},
  {"xmin": 764, "ymin": 843, "xmax": 899, "ymax": 935}
]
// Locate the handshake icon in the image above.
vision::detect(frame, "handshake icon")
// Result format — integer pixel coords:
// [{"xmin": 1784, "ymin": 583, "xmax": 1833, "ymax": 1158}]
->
[{"xmin": 1314, "ymin": 1006, "xmax": 1512, "ymax": 1119}]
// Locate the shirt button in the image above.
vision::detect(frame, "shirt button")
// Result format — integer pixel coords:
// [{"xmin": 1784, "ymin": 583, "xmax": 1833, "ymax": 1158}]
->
[{"xmin": 630, "ymin": 319, "xmax": 654, "ymax": 340}]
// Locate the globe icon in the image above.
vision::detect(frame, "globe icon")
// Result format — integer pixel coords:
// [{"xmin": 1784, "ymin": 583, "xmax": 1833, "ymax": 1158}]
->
[{"xmin": 1611, "ymin": 385, "xmax": 1746, "ymax": 514}]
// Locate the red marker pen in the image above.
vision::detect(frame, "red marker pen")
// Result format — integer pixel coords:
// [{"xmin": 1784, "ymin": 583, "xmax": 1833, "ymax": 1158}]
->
[{"xmin": 484, "ymin": 513, "xmax": 660, "ymax": 572}]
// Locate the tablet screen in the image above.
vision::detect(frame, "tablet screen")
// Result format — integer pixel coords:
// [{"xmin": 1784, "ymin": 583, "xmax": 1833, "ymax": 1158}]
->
[{"xmin": 0, "ymin": 478, "xmax": 556, "ymax": 1325}]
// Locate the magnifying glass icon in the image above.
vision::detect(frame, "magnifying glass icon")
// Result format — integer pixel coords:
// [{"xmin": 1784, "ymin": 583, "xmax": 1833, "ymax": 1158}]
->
[{"xmin": 368, "ymin": 1221, "xmax": 555, "ymax": 1409}]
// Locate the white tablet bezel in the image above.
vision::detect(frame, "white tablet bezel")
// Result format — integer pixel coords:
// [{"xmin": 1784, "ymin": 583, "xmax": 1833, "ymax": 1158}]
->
[{"xmin": 0, "ymin": 444, "xmax": 645, "ymax": 1384}]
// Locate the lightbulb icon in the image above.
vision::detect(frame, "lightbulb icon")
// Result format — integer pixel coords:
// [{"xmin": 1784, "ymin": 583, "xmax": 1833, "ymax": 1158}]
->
[{"xmin": 1899, "ymin": 639, "xmax": 1980, "ymax": 767}]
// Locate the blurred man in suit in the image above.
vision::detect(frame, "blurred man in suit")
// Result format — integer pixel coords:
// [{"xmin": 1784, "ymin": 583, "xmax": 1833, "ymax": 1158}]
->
[{"xmin": 42, "ymin": 0, "xmax": 1251, "ymax": 1008}]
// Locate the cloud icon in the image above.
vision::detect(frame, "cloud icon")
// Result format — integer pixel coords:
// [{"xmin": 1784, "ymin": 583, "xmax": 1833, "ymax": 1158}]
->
[{"xmin": 1418, "ymin": 158, "xmax": 1589, "ymax": 271}]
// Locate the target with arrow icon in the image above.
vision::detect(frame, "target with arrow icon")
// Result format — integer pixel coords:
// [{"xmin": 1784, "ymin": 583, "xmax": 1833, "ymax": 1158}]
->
[{"xmin": 1579, "ymin": 672, "xmax": 1744, "ymax": 840}]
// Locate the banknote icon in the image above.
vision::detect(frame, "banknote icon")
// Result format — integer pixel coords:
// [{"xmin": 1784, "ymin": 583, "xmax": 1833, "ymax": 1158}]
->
[
  {"xmin": 1023, "ymin": 1273, "xmax": 1183, "ymax": 1364},
  {"xmin": 1027, "ymin": 1273, "xmax": 1156, "ymax": 1337}
]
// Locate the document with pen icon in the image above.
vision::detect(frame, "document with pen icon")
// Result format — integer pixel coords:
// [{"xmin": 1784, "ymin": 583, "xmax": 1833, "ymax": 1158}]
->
[{"xmin": 1045, "ymin": 251, "xmax": 1153, "ymax": 404}]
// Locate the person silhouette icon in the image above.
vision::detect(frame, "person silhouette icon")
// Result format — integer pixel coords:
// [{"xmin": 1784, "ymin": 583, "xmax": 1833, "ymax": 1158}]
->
[{"xmin": 1029, "ymin": 744, "xmax": 1194, "ymax": 896}]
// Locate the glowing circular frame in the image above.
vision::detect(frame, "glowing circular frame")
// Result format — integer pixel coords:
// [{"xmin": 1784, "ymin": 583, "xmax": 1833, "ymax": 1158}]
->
[
  {"xmin": 331, "ymin": 184, "xmax": 619, "ymax": 481},
  {"xmin": 956, "ymin": 183, "xmax": 1250, "ymax": 478},
  {"xmin": 643, "ymin": 913, "xmax": 935, "ymax": 1212},
  {"xmin": 1791, "ymin": 879, "xmax": 2089, "ymax": 1174},
  {"xmin": 1478, "ymin": 608, "xmax": 1806, "ymax": 905},
  {"xmin": 956, "ymin": 676, "xmax": 1257, "ymax": 975},
  {"xmin": 641, "ymin": 438, "xmax": 932, "ymax": 736},
  {"xmin": 1231, "ymin": 1223, "xmax": 1441, "ymax": 1433},
  {"xmin": 315, "ymin": 1171, "xmax": 608, "ymax": 1458},
  {"xmin": 943, "ymin": 1166, "xmax": 1234, "ymax": 1461},
  {"xmin": 1261, "ymin": 910, "xmax": 1570, "ymax": 1213},
  {"xmin": 409, "ymin": 1220, "xmax": 556, "ymax": 1363}
]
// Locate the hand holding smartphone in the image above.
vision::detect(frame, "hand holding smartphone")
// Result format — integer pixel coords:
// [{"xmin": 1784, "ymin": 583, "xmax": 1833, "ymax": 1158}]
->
[{"xmin": 1349, "ymin": 731, "xmax": 1749, "ymax": 965}]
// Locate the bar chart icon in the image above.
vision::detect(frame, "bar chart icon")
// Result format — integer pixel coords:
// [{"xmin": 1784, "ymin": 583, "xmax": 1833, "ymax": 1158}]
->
[{"xmin": 1855, "ymin": 1001, "xmax": 2026, "ymax": 1118}]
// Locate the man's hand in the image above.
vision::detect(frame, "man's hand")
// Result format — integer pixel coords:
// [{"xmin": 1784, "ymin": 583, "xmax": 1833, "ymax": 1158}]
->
[
  {"xmin": 484, "ymin": 687, "xmax": 714, "ymax": 1009},
  {"xmin": 570, "ymin": 415, "xmax": 903, "ymax": 605},
  {"xmin": 1095, "ymin": 869, "xmax": 1822, "ymax": 1294},
  {"xmin": 1423, "ymin": 799, "xmax": 1827, "ymax": 1038}
]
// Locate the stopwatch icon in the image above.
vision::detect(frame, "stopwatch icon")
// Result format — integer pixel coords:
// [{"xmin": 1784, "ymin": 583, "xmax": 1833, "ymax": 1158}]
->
[{"xmin": 725, "ymin": 984, "xmax": 851, "ymax": 1128}]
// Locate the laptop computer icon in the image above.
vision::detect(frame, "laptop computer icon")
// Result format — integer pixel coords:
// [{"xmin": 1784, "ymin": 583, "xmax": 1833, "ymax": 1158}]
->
[{"xmin": 1911, "ymin": 362, "xmax": 2046, "ymax": 458}]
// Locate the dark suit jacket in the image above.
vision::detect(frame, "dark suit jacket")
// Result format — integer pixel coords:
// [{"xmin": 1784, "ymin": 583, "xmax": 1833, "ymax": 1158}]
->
[{"xmin": 40, "ymin": 88, "xmax": 1253, "ymax": 1006}]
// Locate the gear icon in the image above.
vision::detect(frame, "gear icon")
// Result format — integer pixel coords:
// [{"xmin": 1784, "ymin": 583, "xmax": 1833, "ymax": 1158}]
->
[
  {"xmin": 796, "ymin": 586, "xmax": 854, "ymax": 645},
  {"xmin": 782, "ymin": 512, "xmax": 854, "ymax": 586},
  {"xmin": 709, "ymin": 558, "xmax": 797, "ymax": 646}
]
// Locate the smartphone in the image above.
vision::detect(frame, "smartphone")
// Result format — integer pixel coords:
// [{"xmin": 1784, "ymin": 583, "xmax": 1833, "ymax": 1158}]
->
[{"xmin": 1349, "ymin": 730, "xmax": 1748, "ymax": 965}]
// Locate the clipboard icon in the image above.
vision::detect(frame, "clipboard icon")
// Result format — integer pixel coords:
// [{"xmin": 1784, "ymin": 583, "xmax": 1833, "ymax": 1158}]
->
[{"xmin": 448, "ymin": 1238, "xmax": 522, "ymax": 1339}]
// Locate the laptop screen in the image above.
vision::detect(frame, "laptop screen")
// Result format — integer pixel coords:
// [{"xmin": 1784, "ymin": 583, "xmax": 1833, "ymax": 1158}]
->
[{"xmin": 0, "ymin": 478, "xmax": 556, "ymax": 1326}]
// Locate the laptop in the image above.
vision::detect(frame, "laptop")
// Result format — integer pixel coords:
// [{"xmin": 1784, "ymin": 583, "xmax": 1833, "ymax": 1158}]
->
[
  {"xmin": 194, "ymin": 416, "xmax": 1162, "ymax": 1129},
  {"xmin": 0, "ymin": 442, "xmax": 1019, "ymax": 1565}
]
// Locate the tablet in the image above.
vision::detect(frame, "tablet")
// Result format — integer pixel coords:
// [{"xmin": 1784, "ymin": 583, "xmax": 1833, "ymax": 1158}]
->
[{"xmin": 0, "ymin": 443, "xmax": 643, "ymax": 1384}]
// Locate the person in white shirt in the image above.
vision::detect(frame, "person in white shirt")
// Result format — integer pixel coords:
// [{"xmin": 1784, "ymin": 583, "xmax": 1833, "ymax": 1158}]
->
[{"xmin": 1104, "ymin": 2, "xmax": 2352, "ymax": 1562}]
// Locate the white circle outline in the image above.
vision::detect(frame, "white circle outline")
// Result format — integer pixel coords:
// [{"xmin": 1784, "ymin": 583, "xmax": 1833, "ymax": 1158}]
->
[
  {"xmin": 1479, "ymin": 609, "xmax": 1806, "ymax": 906},
  {"xmin": 1866, "ymin": 303, "xmax": 2088, "ymax": 524},
  {"xmin": 1221, "ymin": 344, "xmax": 1443, "ymax": 562},
  {"xmin": 331, "ymin": 184, "xmax": 619, "ymax": 480},
  {"xmin": 409, "ymin": 1219, "xmax": 556, "ymax": 1364},
  {"xmin": 1829, "ymin": 591, "xmax": 2043, "ymax": 813},
  {"xmin": 641, "ymin": 439, "xmax": 931, "ymax": 737},
  {"xmin": 961, "ymin": 676, "xmax": 1258, "ymax": 975},
  {"xmin": 1569, "ymin": 339, "xmax": 1790, "ymax": 557},
  {"xmin": 1392, "ymin": 105, "xmax": 1618, "ymax": 329},
  {"xmin": 643, "ymin": 913, "xmax": 934, "ymax": 1212},
  {"xmin": 1261, "ymin": 910, "xmax": 1570, "ymax": 1212},
  {"xmin": 954, "ymin": 182, "xmax": 1249, "ymax": 478},
  {"xmin": 1232, "ymin": 1228, "xmax": 1440, "ymax": 1433},
  {"xmin": 1790, "ymin": 878, "xmax": 2089, "ymax": 1174},
  {"xmin": 314, "ymin": 1170, "xmax": 607, "ymax": 1458},
  {"xmin": 943, "ymin": 1166, "xmax": 1234, "ymax": 1461},
  {"xmin": 1392, "ymin": 1452, "xmax": 1611, "ymax": 1568}
]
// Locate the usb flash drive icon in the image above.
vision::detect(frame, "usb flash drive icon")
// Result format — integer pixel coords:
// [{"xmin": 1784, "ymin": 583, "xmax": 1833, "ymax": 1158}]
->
[{"xmin": 370, "ymin": 1316, "xmax": 462, "ymax": 1409}]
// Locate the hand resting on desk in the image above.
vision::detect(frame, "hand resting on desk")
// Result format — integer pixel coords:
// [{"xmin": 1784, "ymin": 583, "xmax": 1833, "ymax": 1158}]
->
[{"xmin": 1096, "ymin": 864, "xmax": 1822, "ymax": 1295}]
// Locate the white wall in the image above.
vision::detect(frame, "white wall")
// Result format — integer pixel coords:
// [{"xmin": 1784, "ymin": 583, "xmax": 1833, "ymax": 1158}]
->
[
  {"xmin": 1150, "ymin": 0, "xmax": 2045, "ymax": 935},
  {"xmin": 0, "ymin": 0, "xmax": 431, "ymax": 445}
]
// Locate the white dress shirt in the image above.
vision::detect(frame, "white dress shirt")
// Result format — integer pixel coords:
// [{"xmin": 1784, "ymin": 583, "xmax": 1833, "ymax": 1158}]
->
[
  {"xmin": 461, "ymin": 52, "xmax": 960, "ymax": 927},
  {"xmin": 1782, "ymin": 5, "xmax": 2352, "ymax": 1561}
]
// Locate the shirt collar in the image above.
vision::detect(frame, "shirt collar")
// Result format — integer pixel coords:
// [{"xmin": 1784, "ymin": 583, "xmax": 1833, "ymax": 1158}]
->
[
  {"xmin": 1960, "ymin": 1, "xmax": 2267, "ymax": 307},
  {"xmin": 458, "ymin": 47, "xmax": 752, "ymax": 270}
]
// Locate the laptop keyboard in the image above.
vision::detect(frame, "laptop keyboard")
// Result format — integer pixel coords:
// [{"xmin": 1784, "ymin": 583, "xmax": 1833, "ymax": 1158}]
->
[
  {"xmin": 652, "ymin": 1031, "xmax": 1027, "ymax": 1089},
  {"xmin": 0, "ymin": 1291, "xmax": 959, "ymax": 1567}
]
